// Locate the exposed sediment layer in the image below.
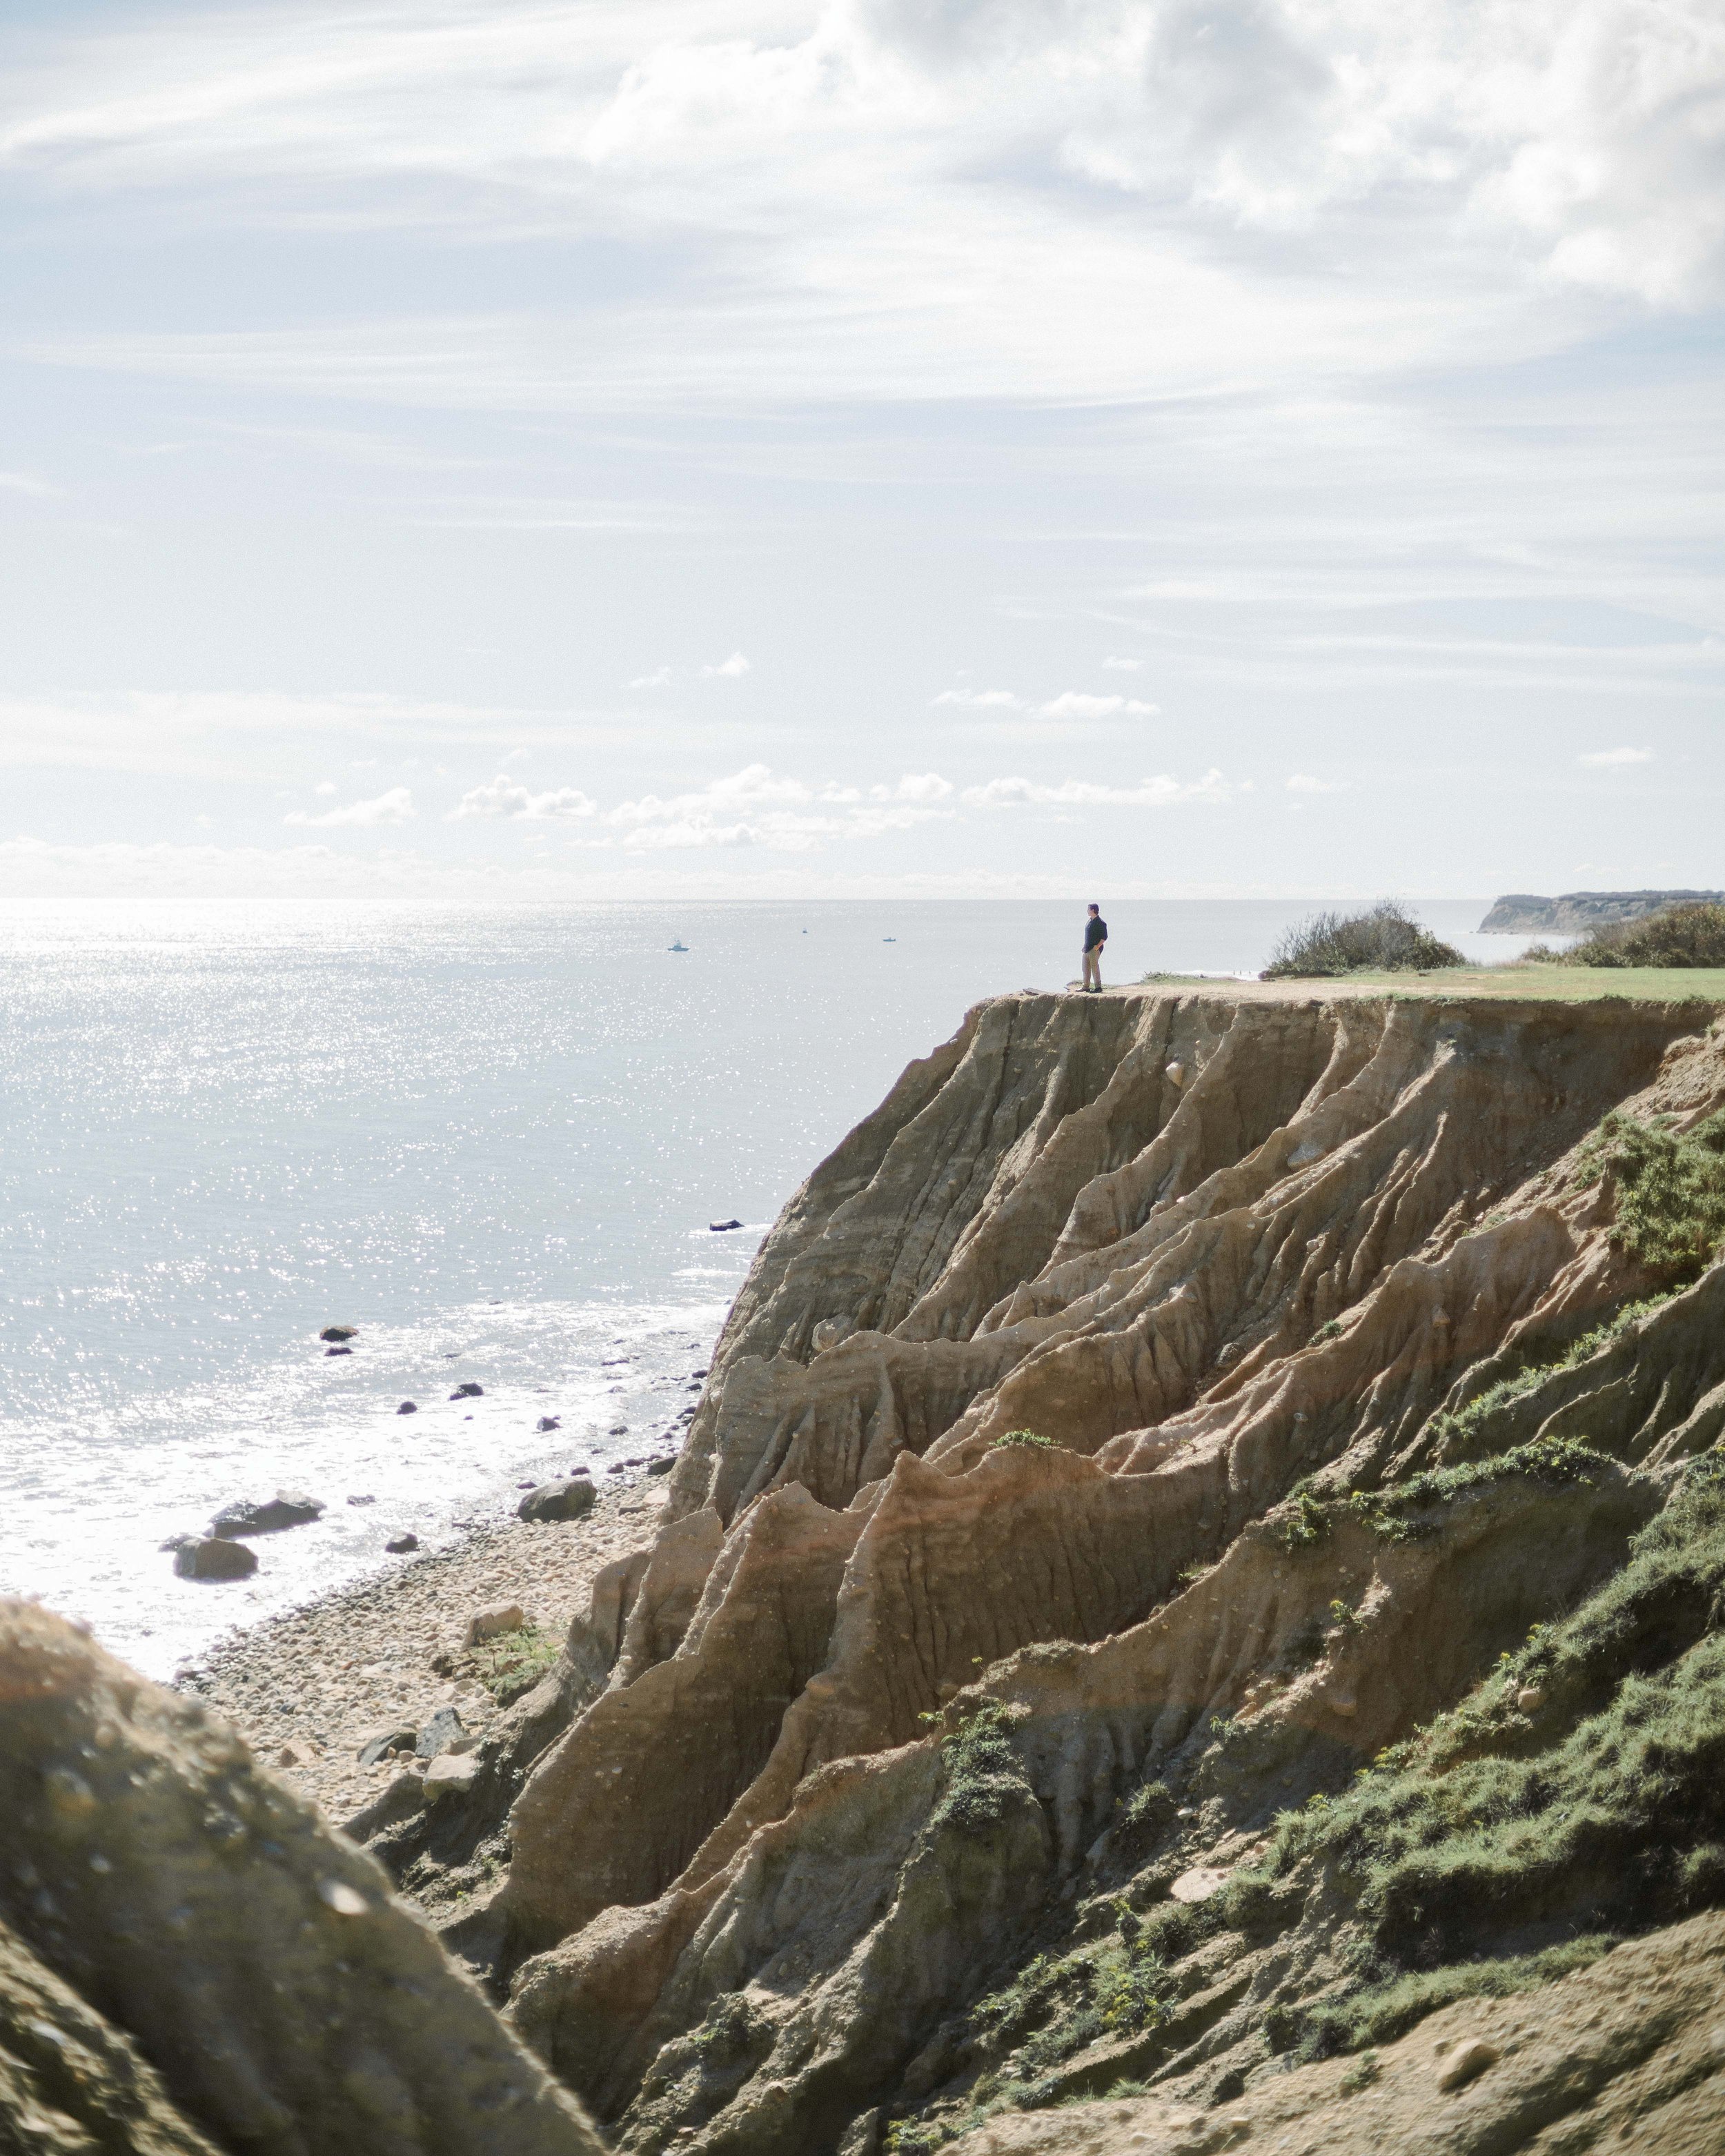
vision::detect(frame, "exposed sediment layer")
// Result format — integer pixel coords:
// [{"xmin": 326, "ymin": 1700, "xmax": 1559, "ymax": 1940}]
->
[{"xmin": 489, "ymin": 985, "xmax": 1725, "ymax": 2153}]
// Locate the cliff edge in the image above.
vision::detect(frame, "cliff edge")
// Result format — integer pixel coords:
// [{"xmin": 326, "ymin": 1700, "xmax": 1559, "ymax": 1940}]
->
[{"xmin": 470, "ymin": 983, "xmax": 1725, "ymax": 2154}]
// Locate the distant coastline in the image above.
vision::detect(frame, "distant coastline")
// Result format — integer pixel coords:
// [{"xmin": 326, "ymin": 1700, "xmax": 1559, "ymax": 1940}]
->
[{"xmin": 1479, "ymin": 889, "xmax": 1725, "ymax": 933}]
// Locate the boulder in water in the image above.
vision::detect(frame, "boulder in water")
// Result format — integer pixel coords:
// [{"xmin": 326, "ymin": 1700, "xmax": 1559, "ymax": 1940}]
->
[
  {"xmin": 518, "ymin": 1478, "xmax": 599, "ymax": 1523},
  {"xmin": 319, "ymin": 1325, "xmax": 358, "ymax": 1342},
  {"xmin": 450, "ymin": 1382, "xmax": 484, "ymax": 1401},
  {"xmin": 709, "ymin": 1218, "xmax": 742, "ymax": 1232},
  {"xmin": 172, "ymin": 1537, "xmax": 258, "ymax": 1582},
  {"xmin": 385, "ymin": 1532, "xmax": 419, "ymax": 1554},
  {"xmin": 208, "ymin": 1492, "xmax": 323, "ymax": 1537},
  {"xmin": 396, "ymin": 1400, "xmax": 417, "ymax": 1415}
]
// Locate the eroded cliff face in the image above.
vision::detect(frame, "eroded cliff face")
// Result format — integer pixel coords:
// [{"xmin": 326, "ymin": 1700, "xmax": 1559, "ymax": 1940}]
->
[{"xmin": 475, "ymin": 986, "xmax": 1725, "ymax": 2154}]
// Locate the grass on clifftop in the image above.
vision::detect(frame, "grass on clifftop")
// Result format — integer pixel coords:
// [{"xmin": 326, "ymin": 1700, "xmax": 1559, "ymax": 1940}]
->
[{"xmin": 1262, "ymin": 901, "xmax": 1464, "ymax": 979}]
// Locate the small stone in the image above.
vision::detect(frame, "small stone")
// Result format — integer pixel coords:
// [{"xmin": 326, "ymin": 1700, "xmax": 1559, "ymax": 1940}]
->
[
  {"xmin": 609, "ymin": 1424, "xmax": 628, "ymax": 1436},
  {"xmin": 646, "ymin": 1457, "xmax": 676, "ymax": 1476},
  {"xmin": 357, "ymin": 1725, "xmax": 416, "ymax": 1769},
  {"xmin": 424, "ymin": 1752, "xmax": 482, "ymax": 1799},
  {"xmin": 396, "ymin": 1401, "xmax": 417, "ymax": 1415},
  {"xmin": 518, "ymin": 1479, "xmax": 598, "ymax": 1524},
  {"xmin": 319, "ymin": 1325, "xmax": 358, "ymax": 1343},
  {"xmin": 415, "ymin": 1705, "xmax": 466, "ymax": 1759},
  {"xmin": 316, "ymin": 1878, "xmax": 369, "ymax": 1917},
  {"xmin": 174, "ymin": 1536, "xmax": 259, "ymax": 1581},
  {"xmin": 1517, "ymin": 1685, "xmax": 1545, "ymax": 1714},
  {"xmin": 463, "ymin": 1605, "xmax": 526, "ymax": 1648},
  {"xmin": 346, "ymin": 1494, "xmax": 375, "ymax": 1507},
  {"xmin": 385, "ymin": 1532, "xmax": 419, "ymax": 1554},
  {"xmin": 449, "ymin": 1382, "xmax": 484, "ymax": 1400},
  {"xmin": 537, "ymin": 1415, "xmax": 561, "ymax": 1432},
  {"xmin": 1436, "ymin": 2036, "xmax": 1501, "ymax": 2090},
  {"xmin": 709, "ymin": 1218, "xmax": 742, "ymax": 1232},
  {"xmin": 325, "ymin": 1345, "xmax": 353, "ymax": 1356},
  {"xmin": 277, "ymin": 1739, "xmax": 317, "ymax": 1768},
  {"xmin": 1170, "ymin": 1866, "xmax": 1231, "ymax": 1903}
]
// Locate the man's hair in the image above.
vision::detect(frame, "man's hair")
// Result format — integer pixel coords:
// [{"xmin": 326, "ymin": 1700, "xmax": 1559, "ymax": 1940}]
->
[{"xmin": 1087, "ymin": 902, "xmax": 1099, "ymax": 912}]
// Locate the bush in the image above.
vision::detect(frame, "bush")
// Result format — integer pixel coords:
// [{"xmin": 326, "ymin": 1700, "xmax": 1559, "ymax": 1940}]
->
[
  {"xmin": 992, "ymin": 1430, "xmax": 1058, "ymax": 1451},
  {"xmin": 1263, "ymin": 902, "xmax": 1464, "ymax": 979},
  {"xmin": 1566, "ymin": 902, "xmax": 1725, "ymax": 970},
  {"xmin": 1575, "ymin": 1111, "xmax": 1725, "ymax": 1275}
]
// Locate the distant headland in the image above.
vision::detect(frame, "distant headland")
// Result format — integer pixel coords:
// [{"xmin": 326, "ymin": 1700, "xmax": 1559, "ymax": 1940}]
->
[{"xmin": 1481, "ymin": 888, "xmax": 1725, "ymax": 933}]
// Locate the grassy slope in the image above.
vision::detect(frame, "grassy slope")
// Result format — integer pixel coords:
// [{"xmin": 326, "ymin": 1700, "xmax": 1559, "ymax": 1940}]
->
[{"xmin": 1137, "ymin": 969, "xmax": 1725, "ymax": 1004}]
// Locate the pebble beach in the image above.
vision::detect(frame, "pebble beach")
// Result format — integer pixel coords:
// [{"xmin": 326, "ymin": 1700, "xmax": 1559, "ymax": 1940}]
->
[{"xmin": 177, "ymin": 1474, "xmax": 671, "ymax": 1827}]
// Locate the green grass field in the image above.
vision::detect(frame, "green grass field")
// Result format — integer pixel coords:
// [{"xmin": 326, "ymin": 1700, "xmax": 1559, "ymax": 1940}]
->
[{"xmin": 1138, "ymin": 968, "xmax": 1725, "ymax": 1005}]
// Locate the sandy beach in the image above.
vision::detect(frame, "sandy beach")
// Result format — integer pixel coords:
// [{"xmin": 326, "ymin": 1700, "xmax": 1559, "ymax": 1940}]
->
[{"xmin": 176, "ymin": 1473, "xmax": 671, "ymax": 1829}]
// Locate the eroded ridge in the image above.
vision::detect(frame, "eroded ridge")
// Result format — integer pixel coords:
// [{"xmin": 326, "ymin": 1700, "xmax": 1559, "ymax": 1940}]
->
[{"xmin": 450, "ymin": 990, "xmax": 1725, "ymax": 2153}]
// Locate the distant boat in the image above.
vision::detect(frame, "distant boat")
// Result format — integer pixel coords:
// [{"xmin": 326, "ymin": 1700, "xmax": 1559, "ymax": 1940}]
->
[
  {"xmin": 883, "ymin": 936, "xmax": 896, "ymax": 942},
  {"xmin": 669, "ymin": 938, "xmax": 689, "ymax": 952}
]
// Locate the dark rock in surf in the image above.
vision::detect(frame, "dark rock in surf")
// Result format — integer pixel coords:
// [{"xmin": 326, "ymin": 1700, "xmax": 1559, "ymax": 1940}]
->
[
  {"xmin": 450, "ymin": 1383, "xmax": 484, "ymax": 1401},
  {"xmin": 396, "ymin": 1401, "xmax": 417, "ymax": 1415},
  {"xmin": 709, "ymin": 1219, "xmax": 742, "ymax": 1232},
  {"xmin": 208, "ymin": 1493, "xmax": 323, "ymax": 1538},
  {"xmin": 537, "ymin": 1415, "xmax": 561, "ymax": 1432},
  {"xmin": 173, "ymin": 1536, "xmax": 258, "ymax": 1582},
  {"xmin": 324, "ymin": 1345, "xmax": 353, "ymax": 1356},
  {"xmin": 319, "ymin": 1325, "xmax": 358, "ymax": 1343},
  {"xmin": 385, "ymin": 1532, "xmax": 419, "ymax": 1554},
  {"xmin": 517, "ymin": 1478, "xmax": 598, "ymax": 1525}
]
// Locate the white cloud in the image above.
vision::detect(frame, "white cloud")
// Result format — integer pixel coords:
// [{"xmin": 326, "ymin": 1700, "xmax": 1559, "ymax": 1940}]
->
[
  {"xmin": 313, "ymin": 779, "xmax": 337, "ymax": 795},
  {"xmin": 1285, "ymin": 773, "xmax": 1348, "ymax": 793},
  {"xmin": 1579, "ymin": 745, "xmax": 1655, "ymax": 767},
  {"xmin": 1039, "ymin": 691, "xmax": 1160, "ymax": 720},
  {"xmin": 702, "ymin": 651, "xmax": 751, "ymax": 678},
  {"xmin": 963, "ymin": 771, "xmax": 1233, "ymax": 809},
  {"xmin": 629, "ymin": 666, "xmax": 672, "ymax": 689},
  {"xmin": 449, "ymin": 774, "xmax": 597, "ymax": 821},
  {"xmin": 0, "ymin": 470, "xmax": 58, "ymax": 496},
  {"xmin": 932, "ymin": 688, "xmax": 1023, "ymax": 709},
  {"xmin": 284, "ymin": 785, "xmax": 415, "ymax": 827},
  {"xmin": 601, "ymin": 762, "xmax": 952, "ymax": 851},
  {"xmin": 1102, "ymin": 657, "xmax": 1143, "ymax": 671}
]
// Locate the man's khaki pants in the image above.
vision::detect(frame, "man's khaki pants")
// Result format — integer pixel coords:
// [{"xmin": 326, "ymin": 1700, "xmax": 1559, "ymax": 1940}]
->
[{"xmin": 1082, "ymin": 946, "xmax": 1103, "ymax": 991}]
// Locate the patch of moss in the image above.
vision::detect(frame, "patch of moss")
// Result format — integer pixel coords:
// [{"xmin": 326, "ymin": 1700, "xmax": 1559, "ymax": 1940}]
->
[
  {"xmin": 1574, "ymin": 1111, "xmax": 1725, "ymax": 1275},
  {"xmin": 992, "ymin": 1430, "xmax": 1058, "ymax": 1450},
  {"xmin": 464, "ymin": 1623, "xmax": 560, "ymax": 1705}
]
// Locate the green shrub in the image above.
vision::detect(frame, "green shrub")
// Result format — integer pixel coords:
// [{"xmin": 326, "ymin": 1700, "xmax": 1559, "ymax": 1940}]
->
[
  {"xmin": 1263, "ymin": 902, "xmax": 1464, "ymax": 979},
  {"xmin": 1348, "ymin": 1435, "xmax": 1615, "ymax": 1542},
  {"xmin": 1575, "ymin": 1111, "xmax": 1725, "ymax": 1274},
  {"xmin": 1566, "ymin": 902, "xmax": 1725, "ymax": 969},
  {"xmin": 992, "ymin": 1430, "xmax": 1058, "ymax": 1451},
  {"xmin": 931, "ymin": 1703, "xmax": 1029, "ymax": 1832}
]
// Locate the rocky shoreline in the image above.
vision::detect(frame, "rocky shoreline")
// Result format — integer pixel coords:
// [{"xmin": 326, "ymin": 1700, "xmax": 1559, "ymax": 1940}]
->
[{"xmin": 175, "ymin": 1474, "xmax": 670, "ymax": 1831}]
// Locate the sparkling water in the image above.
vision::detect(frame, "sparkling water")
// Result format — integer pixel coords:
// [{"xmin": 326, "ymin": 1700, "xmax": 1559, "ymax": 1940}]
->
[{"xmin": 0, "ymin": 896, "xmax": 1512, "ymax": 1677}]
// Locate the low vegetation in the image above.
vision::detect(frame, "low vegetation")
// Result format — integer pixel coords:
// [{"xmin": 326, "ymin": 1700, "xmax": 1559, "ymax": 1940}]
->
[
  {"xmin": 462, "ymin": 1622, "xmax": 561, "ymax": 1705},
  {"xmin": 1527, "ymin": 900, "xmax": 1725, "ymax": 970},
  {"xmin": 1575, "ymin": 1110, "xmax": 1725, "ymax": 1274},
  {"xmin": 1262, "ymin": 901, "xmax": 1464, "ymax": 979},
  {"xmin": 991, "ymin": 1429, "xmax": 1058, "ymax": 1451}
]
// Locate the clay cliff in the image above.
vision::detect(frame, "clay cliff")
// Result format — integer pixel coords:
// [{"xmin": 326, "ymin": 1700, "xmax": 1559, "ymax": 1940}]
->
[
  {"xmin": 12, "ymin": 983, "xmax": 1725, "ymax": 2156},
  {"xmin": 481, "ymin": 985, "xmax": 1725, "ymax": 2153}
]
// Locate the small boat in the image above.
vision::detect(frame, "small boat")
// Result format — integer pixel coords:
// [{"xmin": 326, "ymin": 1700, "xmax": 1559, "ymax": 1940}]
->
[
  {"xmin": 669, "ymin": 938, "xmax": 689, "ymax": 952},
  {"xmin": 883, "ymin": 936, "xmax": 896, "ymax": 942}
]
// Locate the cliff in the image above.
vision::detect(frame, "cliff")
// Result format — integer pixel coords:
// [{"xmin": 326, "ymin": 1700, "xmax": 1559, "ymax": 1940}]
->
[
  {"xmin": 489, "ymin": 985, "xmax": 1725, "ymax": 2153},
  {"xmin": 1479, "ymin": 889, "xmax": 1725, "ymax": 933},
  {"xmin": 12, "ymin": 983, "xmax": 1725, "ymax": 2156}
]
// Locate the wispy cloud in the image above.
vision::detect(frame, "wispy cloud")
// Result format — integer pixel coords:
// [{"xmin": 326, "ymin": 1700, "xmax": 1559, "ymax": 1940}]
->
[
  {"xmin": 1579, "ymin": 746, "xmax": 1655, "ymax": 767},
  {"xmin": 449, "ymin": 775, "xmax": 597, "ymax": 821},
  {"xmin": 701, "ymin": 651, "xmax": 750, "ymax": 678},
  {"xmin": 1039, "ymin": 691, "xmax": 1159, "ymax": 720},
  {"xmin": 600, "ymin": 762, "xmax": 954, "ymax": 851},
  {"xmin": 1102, "ymin": 657, "xmax": 1143, "ymax": 671},
  {"xmin": 629, "ymin": 667, "xmax": 672, "ymax": 689},
  {"xmin": 933, "ymin": 687, "xmax": 1023, "ymax": 710},
  {"xmin": 284, "ymin": 785, "xmax": 415, "ymax": 827},
  {"xmin": 963, "ymin": 771, "xmax": 1232, "ymax": 809},
  {"xmin": 1285, "ymin": 773, "xmax": 1348, "ymax": 793}
]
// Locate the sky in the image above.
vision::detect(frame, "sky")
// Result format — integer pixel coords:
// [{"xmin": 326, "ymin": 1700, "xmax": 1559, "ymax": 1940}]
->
[{"xmin": 1, "ymin": 0, "xmax": 1721, "ymax": 902}]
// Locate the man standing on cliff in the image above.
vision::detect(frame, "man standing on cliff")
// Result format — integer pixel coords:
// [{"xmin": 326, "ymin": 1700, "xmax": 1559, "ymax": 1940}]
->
[{"xmin": 1081, "ymin": 903, "xmax": 1107, "ymax": 993}]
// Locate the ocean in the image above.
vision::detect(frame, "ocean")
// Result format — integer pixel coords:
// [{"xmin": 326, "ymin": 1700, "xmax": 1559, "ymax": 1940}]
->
[{"xmin": 0, "ymin": 897, "xmax": 1520, "ymax": 1678}]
